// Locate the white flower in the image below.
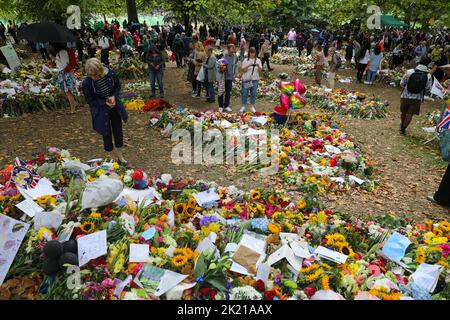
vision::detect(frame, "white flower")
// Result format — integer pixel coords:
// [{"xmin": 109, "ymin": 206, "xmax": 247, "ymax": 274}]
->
[
  {"xmin": 60, "ymin": 149, "xmax": 71, "ymax": 159},
  {"xmin": 119, "ymin": 213, "xmax": 135, "ymax": 235},
  {"xmin": 124, "ymin": 175, "xmax": 132, "ymax": 184},
  {"xmin": 229, "ymin": 286, "xmax": 262, "ymax": 300}
]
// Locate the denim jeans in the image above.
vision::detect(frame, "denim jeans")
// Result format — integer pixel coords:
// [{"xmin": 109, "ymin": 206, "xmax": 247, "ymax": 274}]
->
[
  {"xmin": 366, "ymin": 70, "xmax": 377, "ymax": 82},
  {"xmin": 206, "ymin": 81, "xmax": 215, "ymax": 102},
  {"xmin": 148, "ymin": 68, "xmax": 164, "ymax": 96},
  {"xmin": 242, "ymin": 80, "xmax": 259, "ymax": 106},
  {"xmin": 239, "ymin": 48, "xmax": 245, "ymax": 61}
]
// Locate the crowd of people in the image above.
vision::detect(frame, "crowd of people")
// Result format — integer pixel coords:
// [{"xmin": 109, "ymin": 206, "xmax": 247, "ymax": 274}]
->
[{"xmin": 1, "ymin": 18, "xmax": 449, "ymax": 209}]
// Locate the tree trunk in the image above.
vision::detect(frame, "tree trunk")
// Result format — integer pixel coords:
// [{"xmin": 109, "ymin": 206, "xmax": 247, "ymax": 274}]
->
[
  {"xmin": 184, "ymin": 14, "xmax": 190, "ymax": 33},
  {"xmin": 126, "ymin": 0, "xmax": 139, "ymax": 24}
]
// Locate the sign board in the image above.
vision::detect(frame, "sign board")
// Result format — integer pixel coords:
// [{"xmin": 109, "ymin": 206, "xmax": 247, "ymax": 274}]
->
[{"xmin": 0, "ymin": 45, "xmax": 21, "ymax": 70}]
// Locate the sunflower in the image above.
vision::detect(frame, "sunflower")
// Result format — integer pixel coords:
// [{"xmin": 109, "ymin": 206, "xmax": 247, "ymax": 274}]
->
[
  {"xmin": 187, "ymin": 197, "xmax": 197, "ymax": 208},
  {"xmin": 185, "ymin": 206, "xmax": 196, "ymax": 217},
  {"xmin": 174, "ymin": 203, "xmax": 187, "ymax": 215},
  {"xmin": 268, "ymin": 222, "xmax": 281, "ymax": 234},
  {"xmin": 338, "ymin": 243, "xmax": 354, "ymax": 256},
  {"xmin": 172, "ymin": 254, "xmax": 188, "ymax": 267},
  {"xmin": 321, "ymin": 275, "xmax": 330, "ymax": 290},
  {"xmin": 297, "ymin": 198, "xmax": 307, "ymax": 210},
  {"xmin": 439, "ymin": 221, "xmax": 450, "ymax": 232},
  {"xmin": 433, "ymin": 227, "xmax": 444, "ymax": 237},
  {"xmin": 81, "ymin": 221, "xmax": 95, "ymax": 234},
  {"xmin": 267, "ymin": 194, "xmax": 276, "ymax": 204},
  {"xmin": 89, "ymin": 212, "xmax": 101, "ymax": 219},
  {"xmin": 183, "ymin": 248, "xmax": 194, "ymax": 259},
  {"xmin": 250, "ymin": 190, "xmax": 261, "ymax": 201}
]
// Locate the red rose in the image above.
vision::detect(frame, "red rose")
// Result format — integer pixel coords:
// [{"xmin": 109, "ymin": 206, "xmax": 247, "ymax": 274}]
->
[
  {"xmin": 255, "ymin": 279, "xmax": 265, "ymax": 292},
  {"xmin": 209, "ymin": 289, "xmax": 217, "ymax": 300},
  {"xmin": 330, "ymin": 158, "xmax": 337, "ymax": 167},
  {"xmin": 304, "ymin": 286, "xmax": 316, "ymax": 297},
  {"xmin": 264, "ymin": 290, "xmax": 277, "ymax": 300},
  {"xmin": 131, "ymin": 170, "xmax": 144, "ymax": 181}
]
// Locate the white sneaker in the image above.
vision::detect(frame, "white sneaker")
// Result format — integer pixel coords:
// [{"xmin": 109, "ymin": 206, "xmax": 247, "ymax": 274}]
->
[
  {"xmin": 363, "ymin": 81, "xmax": 370, "ymax": 84},
  {"xmin": 191, "ymin": 93, "xmax": 197, "ymax": 98},
  {"xmin": 224, "ymin": 107, "xmax": 232, "ymax": 112},
  {"xmin": 239, "ymin": 106, "xmax": 246, "ymax": 113},
  {"xmin": 249, "ymin": 106, "xmax": 256, "ymax": 113},
  {"xmin": 218, "ymin": 108, "xmax": 223, "ymax": 112}
]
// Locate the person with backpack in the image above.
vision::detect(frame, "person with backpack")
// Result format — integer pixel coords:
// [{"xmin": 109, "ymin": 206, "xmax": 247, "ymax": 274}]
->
[
  {"xmin": 172, "ymin": 34, "xmax": 184, "ymax": 68},
  {"xmin": 259, "ymin": 39, "xmax": 273, "ymax": 71},
  {"xmin": 97, "ymin": 29, "xmax": 111, "ymax": 65},
  {"xmin": 50, "ymin": 43, "xmax": 79, "ymax": 114},
  {"xmin": 399, "ymin": 57, "xmax": 432, "ymax": 135},
  {"xmin": 327, "ymin": 47, "xmax": 340, "ymax": 89},
  {"xmin": 83, "ymin": 58, "xmax": 128, "ymax": 164}
]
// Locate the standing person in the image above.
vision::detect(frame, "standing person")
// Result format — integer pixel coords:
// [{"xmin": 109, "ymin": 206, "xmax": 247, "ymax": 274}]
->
[
  {"xmin": 287, "ymin": 28, "xmax": 296, "ymax": 47},
  {"xmin": 306, "ymin": 36, "xmax": 314, "ymax": 56},
  {"xmin": 259, "ymin": 39, "xmax": 273, "ymax": 71},
  {"xmin": 86, "ymin": 31, "xmax": 97, "ymax": 58},
  {"xmin": 142, "ymin": 35, "xmax": 150, "ymax": 61},
  {"xmin": 217, "ymin": 57, "xmax": 228, "ymax": 112},
  {"xmin": 356, "ymin": 41, "xmax": 370, "ymax": 83},
  {"xmin": 172, "ymin": 34, "xmax": 184, "ymax": 68},
  {"xmin": 36, "ymin": 42, "xmax": 50, "ymax": 61},
  {"xmin": 240, "ymin": 47, "xmax": 262, "ymax": 113},
  {"xmin": 203, "ymin": 46, "xmax": 217, "ymax": 103},
  {"xmin": 82, "ymin": 58, "xmax": 128, "ymax": 164},
  {"xmin": 239, "ymin": 35, "xmax": 247, "ymax": 62},
  {"xmin": 352, "ymin": 38, "xmax": 361, "ymax": 68},
  {"xmin": 222, "ymin": 44, "xmax": 238, "ymax": 112},
  {"xmin": 146, "ymin": 46, "xmax": 165, "ymax": 98},
  {"xmin": 271, "ymin": 32, "xmax": 279, "ymax": 56},
  {"xmin": 414, "ymin": 41, "xmax": 427, "ymax": 65},
  {"xmin": 313, "ymin": 43, "xmax": 325, "ymax": 86},
  {"xmin": 249, "ymin": 34, "xmax": 260, "ymax": 58},
  {"xmin": 186, "ymin": 41, "xmax": 197, "ymax": 94},
  {"xmin": 365, "ymin": 44, "xmax": 383, "ymax": 85},
  {"xmin": 192, "ymin": 42, "xmax": 207, "ymax": 98},
  {"xmin": 391, "ymin": 43, "xmax": 404, "ymax": 69},
  {"xmin": 7, "ymin": 20, "xmax": 17, "ymax": 44},
  {"xmin": 327, "ymin": 47, "xmax": 339, "ymax": 89},
  {"xmin": 228, "ymin": 32, "xmax": 236, "ymax": 46},
  {"xmin": 75, "ymin": 31, "xmax": 84, "ymax": 63},
  {"xmin": 345, "ymin": 39, "xmax": 353, "ymax": 67},
  {"xmin": 97, "ymin": 30, "xmax": 110, "ymax": 65},
  {"xmin": 428, "ymin": 163, "xmax": 450, "ymax": 208},
  {"xmin": 49, "ymin": 43, "xmax": 78, "ymax": 114},
  {"xmin": 132, "ymin": 30, "xmax": 140, "ymax": 47},
  {"xmin": 399, "ymin": 57, "xmax": 432, "ymax": 135}
]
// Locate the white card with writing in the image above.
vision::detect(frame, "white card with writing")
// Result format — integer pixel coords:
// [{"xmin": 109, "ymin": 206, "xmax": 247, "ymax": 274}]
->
[
  {"xmin": 129, "ymin": 244, "xmax": 149, "ymax": 263},
  {"xmin": 315, "ymin": 246, "xmax": 348, "ymax": 264},
  {"xmin": 77, "ymin": 230, "xmax": 107, "ymax": 266},
  {"xmin": 15, "ymin": 198, "xmax": 44, "ymax": 218}
]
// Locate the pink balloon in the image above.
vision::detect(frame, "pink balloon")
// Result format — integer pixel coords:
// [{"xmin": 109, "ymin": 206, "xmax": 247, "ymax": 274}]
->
[
  {"xmin": 294, "ymin": 79, "xmax": 306, "ymax": 94},
  {"xmin": 280, "ymin": 94, "xmax": 291, "ymax": 110}
]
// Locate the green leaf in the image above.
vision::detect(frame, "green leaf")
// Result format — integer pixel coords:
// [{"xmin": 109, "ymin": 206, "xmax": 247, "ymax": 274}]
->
[{"xmin": 193, "ymin": 253, "xmax": 206, "ymax": 278}]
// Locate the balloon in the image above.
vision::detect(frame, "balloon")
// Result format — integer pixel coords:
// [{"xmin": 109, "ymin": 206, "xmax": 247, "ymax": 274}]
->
[
  {"xmin": 280, "ymin": 94, "xmax": 291, "ymax": 110},
  {"xmin": 294, "ymin": 79, "xmax": 306, "ymax": 94},
  {"xmin": 279, "ymin": 81, "xmax": 295, "ymax": 95},
  {"xmin": 273, "ymin": 105, "xmax": 288, "ymax": 116},
  {"xmin": 290, "ymin": 92, "xmax": 306, "ymax": 109}
]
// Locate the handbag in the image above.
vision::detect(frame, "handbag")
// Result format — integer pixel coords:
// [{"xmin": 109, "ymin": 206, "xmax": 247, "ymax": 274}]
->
[
  {"xmin": 196, "ymin": 66, "xmax": 205, "ymax": 82},
  {"xmin": 242, "ymin": 59, "xmax": 257, "ymax": 89},
  {"xmin": 440, "ymin": 129, "xmax": 450, "ymax": 161}
]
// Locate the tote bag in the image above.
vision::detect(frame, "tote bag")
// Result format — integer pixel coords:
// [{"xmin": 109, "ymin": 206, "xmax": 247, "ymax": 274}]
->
[
  {"xmin": 440, "ymin": 129, "xmax": 450, "ymax": 161},
  {"xmin": 196, "ymin": 66, "xmax": 205, "ymax": 82}
]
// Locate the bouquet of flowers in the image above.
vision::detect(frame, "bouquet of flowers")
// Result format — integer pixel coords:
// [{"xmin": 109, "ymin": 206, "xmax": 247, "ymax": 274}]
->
[{"xmin": 0, "ymin": 150, "xmax": 448, "ymax": 300}]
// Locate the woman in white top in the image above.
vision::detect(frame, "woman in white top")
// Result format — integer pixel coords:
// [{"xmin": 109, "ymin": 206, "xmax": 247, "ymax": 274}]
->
[
  {"xmin": 50, "ymin": 43, "xmax": 78, "ymax": 114},
  {"xmin": 240, "ymin": 47, "xmax": 262, "ymax": 113},
  {"xmin": 356, "ymin": 41, "xmax": 370, "ymax": 83}
]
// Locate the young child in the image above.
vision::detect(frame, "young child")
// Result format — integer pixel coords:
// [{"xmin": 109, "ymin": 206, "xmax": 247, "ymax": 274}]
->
[{"xmin": 217, "ymin": 57, "xmax": 228, "ymax": 112}]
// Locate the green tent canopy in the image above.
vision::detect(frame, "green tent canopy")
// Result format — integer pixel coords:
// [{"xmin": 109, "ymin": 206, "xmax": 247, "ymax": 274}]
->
[{"xmin": 381, "ymin": 15, "xmax": 408, "ymax": 27}]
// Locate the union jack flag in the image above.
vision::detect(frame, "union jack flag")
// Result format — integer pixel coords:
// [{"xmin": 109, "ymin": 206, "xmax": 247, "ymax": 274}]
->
[
  {"xmin": 437, "ymin": 106, "xmax": 450, "ymax": 130},
  {"xmin": 8, "ymin": 157, "xmax": 40, "ymax": 189}
]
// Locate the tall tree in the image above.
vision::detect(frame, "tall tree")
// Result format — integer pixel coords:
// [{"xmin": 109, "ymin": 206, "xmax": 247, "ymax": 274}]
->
[{"xmin": 126, "ymin": 0, "xmax": 139, "ymax": 23}]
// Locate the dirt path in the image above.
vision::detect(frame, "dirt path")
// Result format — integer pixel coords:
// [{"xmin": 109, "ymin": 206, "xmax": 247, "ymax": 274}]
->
[{"xmin": 0, "ymin": 60, "xmax": 448, "ymax": 220}]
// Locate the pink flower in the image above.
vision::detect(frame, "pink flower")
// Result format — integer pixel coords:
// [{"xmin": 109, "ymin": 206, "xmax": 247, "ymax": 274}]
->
[
  {"xmin": 368, "ymin": 264, "xmax": 381, "ymax": 276},
  {"xmin": 156, "ymin": 237, "xmax": 163, "ymax": 242},
  {"xmin": 438, "ymin": 244, "xmax": 450, "ymax": 258}
]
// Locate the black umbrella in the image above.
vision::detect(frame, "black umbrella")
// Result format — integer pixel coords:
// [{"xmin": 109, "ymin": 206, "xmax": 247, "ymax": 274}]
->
[{"xmin": 18, "ymin": 22, "xmax": 76, "ymax": 43}]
